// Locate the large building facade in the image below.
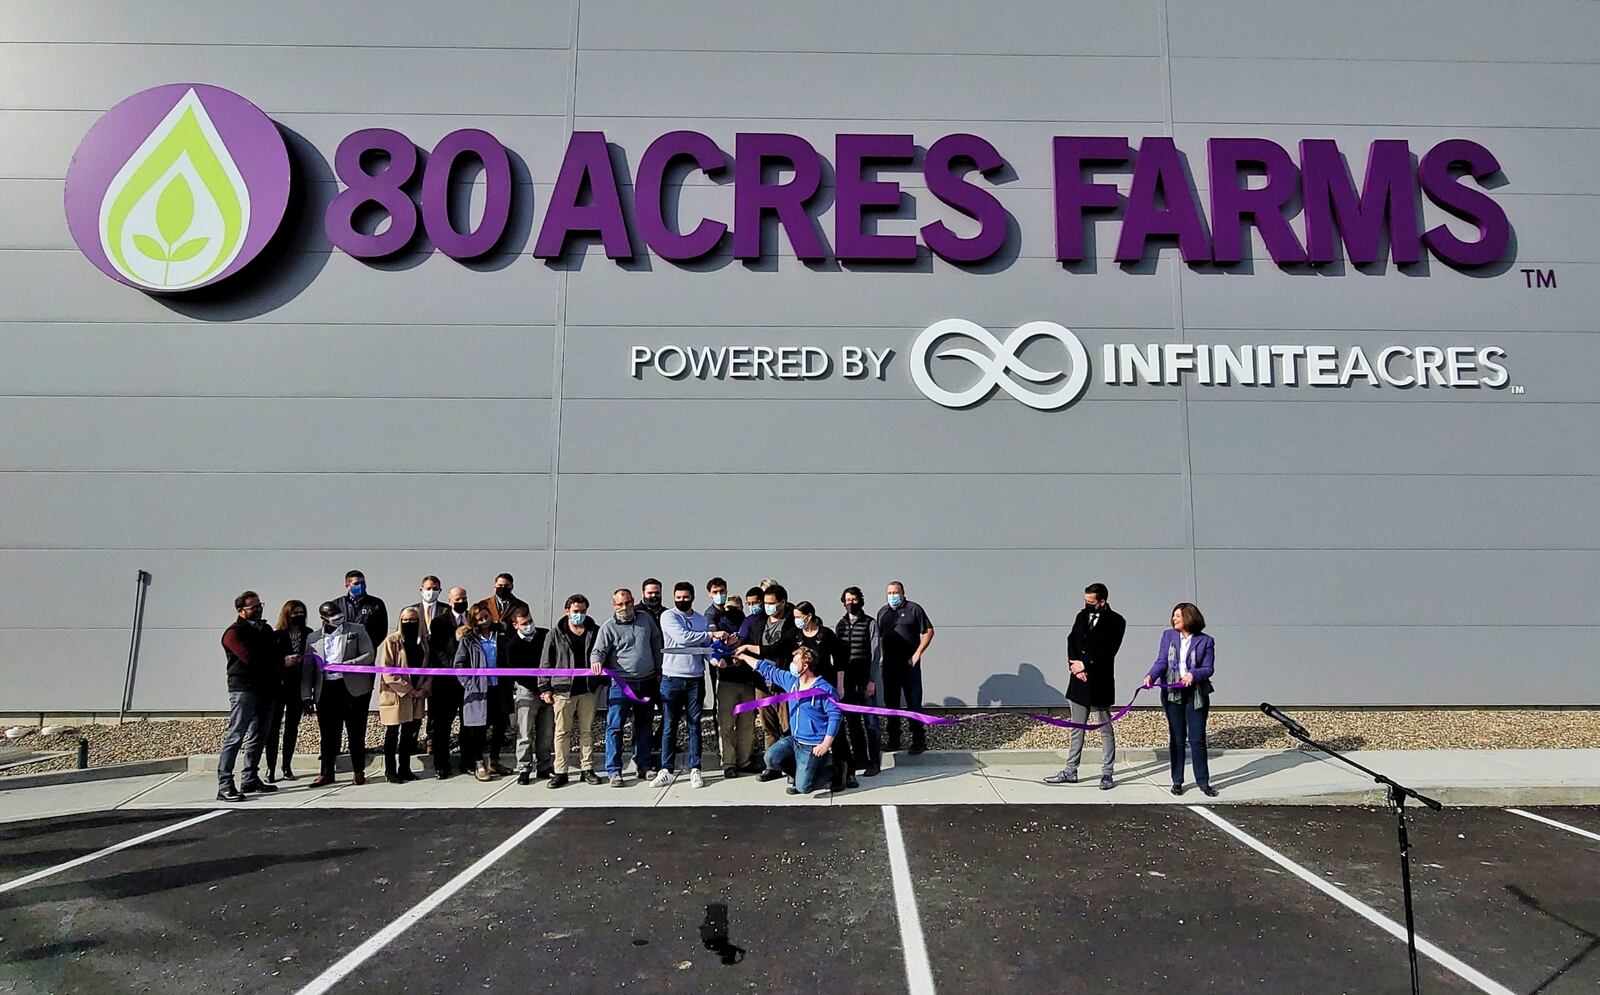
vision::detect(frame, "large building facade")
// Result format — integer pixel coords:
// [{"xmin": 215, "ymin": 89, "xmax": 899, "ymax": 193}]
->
[{"xmin": 3, "ymin": 1, "xmax": 1595, "ymax": 711}]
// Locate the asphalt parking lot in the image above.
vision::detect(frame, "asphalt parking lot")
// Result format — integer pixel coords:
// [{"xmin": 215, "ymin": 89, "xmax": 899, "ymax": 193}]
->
[{"xmin": 1, "ymin": 804, "xmax": 1596, "ymax": 994}]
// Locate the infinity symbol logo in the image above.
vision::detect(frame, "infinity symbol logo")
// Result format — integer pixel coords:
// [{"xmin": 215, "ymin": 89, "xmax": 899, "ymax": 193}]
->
[{"xmin": 909, "ymin": 318, "xmax": 1090, "ymax": 410}]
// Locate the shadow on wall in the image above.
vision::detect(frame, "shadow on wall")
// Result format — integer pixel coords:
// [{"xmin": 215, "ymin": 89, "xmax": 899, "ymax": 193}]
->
[{"xmin": 971, "ymin": 663, "xmax": 1064, "ymax": 708}]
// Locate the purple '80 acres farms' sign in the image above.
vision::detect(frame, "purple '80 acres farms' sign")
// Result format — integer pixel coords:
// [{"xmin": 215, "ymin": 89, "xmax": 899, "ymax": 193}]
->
[
  {"xmin": 63, "ymin": 84, "xmax": 291, "ymax": 293},
  {"xmin": 63, "ymin": 84, "xmax": 1513, "ymax": 295}
]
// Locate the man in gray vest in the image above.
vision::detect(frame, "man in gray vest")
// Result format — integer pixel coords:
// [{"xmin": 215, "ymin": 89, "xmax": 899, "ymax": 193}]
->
[{"xmin": 591, "ymin": 588, "xmax": 663, "ymax": 787}]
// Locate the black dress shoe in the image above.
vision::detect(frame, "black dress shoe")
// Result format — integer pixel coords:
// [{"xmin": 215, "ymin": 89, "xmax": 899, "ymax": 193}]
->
[
  {"xmin": 264, "ymin": 770, "xmax": 276, "ymax": 784},
  {"xmin": 580, "ymin": 770, "xmax": 602, "ymax": 785},
  {"xmin": 547, "ymin": 773, "xmax": 568, "ymax": 788},
  {"xmin": 436, "ymin": 769, "xmax": 452, "ymax": 781},
  {"xmin": 862, "ymin": 765, "xmax": 881, "ymax": 777},
  {"xmin": 1199, "ymin": 785, "xmax": 1219, "ymax": 797},
  {"xmin": 908, "ymin": 743, "xmax": 927, "ymax": 756},
  {"xmin": 240, "ymin": 780, "xmax": 277, "ymax": 793},
  {"xmin": 738, "ymin": 759, "xmax": 763, "ymax": 774},
  {"xmin": 723, "ymin": 766, "xmax": 739, "ymax": 779},
  {"xmin": 846, "ymin": 777, "xmax": 860, "ymax": 789},
  {"xmin": 216, "ymin": 786, "xmax": 246, "ymax": 802},
  {"xmin": 757, "ymin": 768, "xmax": 783, "ymax": 782},
  {"xmin": 280, "ymin": 767, "xmax": 298, "ymax": 781},
  {"xmin": 397, "ymin": 769, "xmax": 418, "ymax": 782},
  {"xmin": 1100, "ymin": 775, "xmax": 1115, "ymax": 791},
  {"xmin": 517, "ymin": 771, "xmax": 531, "ymax": 785},
  {"xmin": 1170, "ymin": 784, "xmax": 1184, "ymax": 796},
  {"xmin": 785, "ymin": 786, "xmax": 799, "ymax": 795}
]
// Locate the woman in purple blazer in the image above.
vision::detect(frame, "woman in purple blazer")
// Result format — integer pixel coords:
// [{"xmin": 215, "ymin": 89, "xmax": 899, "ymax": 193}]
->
[{"xmin": 1143, "ymin": 603, "xmax": 1216, "ymax": 796}]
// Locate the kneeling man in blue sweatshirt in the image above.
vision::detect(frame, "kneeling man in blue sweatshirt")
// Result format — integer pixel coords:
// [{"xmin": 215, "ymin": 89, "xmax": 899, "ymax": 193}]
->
[{"xmin": 735, "ymin": 645, "xmax": 842, "ymax": 794}]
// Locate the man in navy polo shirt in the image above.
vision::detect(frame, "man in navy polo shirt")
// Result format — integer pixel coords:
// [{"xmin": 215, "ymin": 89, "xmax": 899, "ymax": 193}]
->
[{"xmin": 876, "ymin": 580, "xmax": 935, "ymax": 754}]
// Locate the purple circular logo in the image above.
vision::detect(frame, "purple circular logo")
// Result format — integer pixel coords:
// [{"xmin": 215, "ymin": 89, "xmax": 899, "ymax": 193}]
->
[{"xmin": 63, "ymin": 83, "xmax": 291, "ymax": 293}]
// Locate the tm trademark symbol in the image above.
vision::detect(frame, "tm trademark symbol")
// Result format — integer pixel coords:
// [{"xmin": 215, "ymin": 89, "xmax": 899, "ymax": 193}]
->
[
  {"xmin": 1510, "ymin": 385, "xmax": 1526, "ymax": 395},
  {"xmin": 1520, "ymin": 268, "xmax": 1556, "ymax": 289}
]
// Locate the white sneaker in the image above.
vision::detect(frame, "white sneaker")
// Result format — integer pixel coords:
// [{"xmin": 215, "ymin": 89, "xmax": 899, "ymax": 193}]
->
[
  {"xmin": 651, "ymin": 768, "xmax": 676, "ymax": 788},
  {"xmin": 688, "ymin": 769, "xmax": 704, "ymax": 789}
]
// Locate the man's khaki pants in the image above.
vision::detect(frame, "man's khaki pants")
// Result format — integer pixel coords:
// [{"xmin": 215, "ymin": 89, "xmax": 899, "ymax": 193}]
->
[
  {"xmin": 716, "ymin": 679, "xmax": 757, "ymax": 768},
  {"xmin": 553, "ymin": 691, "xmax": 598, "ymax": 773}
]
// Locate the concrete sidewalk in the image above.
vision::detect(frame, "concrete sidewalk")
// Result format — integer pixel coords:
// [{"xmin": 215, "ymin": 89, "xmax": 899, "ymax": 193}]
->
[{"xmin": 4, "ymin": 746, "xmax": 1598, "ymax": 822}]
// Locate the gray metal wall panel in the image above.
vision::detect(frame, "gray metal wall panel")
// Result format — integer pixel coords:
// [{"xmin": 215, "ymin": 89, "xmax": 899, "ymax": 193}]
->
[
  {"xmin": 1193, "ymin": 474, "xmax": 1600, "ymax": 551},
  {"xmin": 554, "ymin": 473, "xmax": 1187, "ymax": 551},
  {"xmin": 0, "ymin": 473, "xmax": 551, "ymax": 550},
  {"xmin": 0, "ymin": 398, "xmax": 552, "ymax": 471}
]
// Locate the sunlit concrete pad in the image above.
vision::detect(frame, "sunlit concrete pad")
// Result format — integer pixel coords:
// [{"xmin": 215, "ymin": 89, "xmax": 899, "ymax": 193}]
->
[
  {"xmin": 0, "ymin": 773, "xmax": 180, "ymax": 823},
  {"xmin": 981, "ymin": 762, "xmax": 1178, "ymax": 805},
  {"xmin": 120, "ymin": 771, "xmax": 344, "ymax": 809},
  {"xmin": 302, "ymin": 772, "xmax": 517, "ymax": 809},
  {"xmin": 478, "ymin": 774, "xmax": 670, "ymax": 808}
]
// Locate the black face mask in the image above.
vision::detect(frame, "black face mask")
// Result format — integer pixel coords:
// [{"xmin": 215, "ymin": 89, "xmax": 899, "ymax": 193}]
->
[
  {"xmin": 643, "ymin": 594, "xmax": 661, "ymax": 606},
  {"xmin": 322, "ymin": 616, "xmax": 340, "ymax": 631},
  {"xmin": 674, "ymin": 600, "xmax": 693, "ymax": 613},
  {"xmin": 495, "ymin": 588, "xmax": 512, "ymax": 600},
  {"xmin": 844, "ymin": 603, "xmax": 862, "ymax": 615},
  {"xmin": 289, "ymin": 613, "xmax": 307, "ymax": 625},
  {"xmin": 452, "ymin": 602, "xmax": 468, "ymax": 613},
  {"xmin": 401, "ymin": 621, "xmax": 421, "ymax": 640}
]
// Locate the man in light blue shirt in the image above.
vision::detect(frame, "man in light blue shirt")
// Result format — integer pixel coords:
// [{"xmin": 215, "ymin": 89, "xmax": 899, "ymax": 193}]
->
[{"xmin": 655, "ymin": 582, "xmax": 735, "ymax": 788}]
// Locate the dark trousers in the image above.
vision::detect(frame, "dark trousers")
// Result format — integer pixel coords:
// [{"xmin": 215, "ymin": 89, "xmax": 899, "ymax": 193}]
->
[
  {"xmin": 487, "ymin": 684, "xmax": 514, "ymax": 762},
  {"xmin": 264, "ymin": 692, "xmax": 304, "ymax": 774},
  {"xmin": 460, "ymin": 723, "xmax": 488, "ymax": 765},
  {"xmin": 383, "ymin": 720, "xmax": 420, "ymax": 776},
  {"xmin": 843, "ymin": 675, "xmax": 881, "ymax": 773},
  {"xmin": 1163, "ymin": 691, "xmax": 1211, "ymax": 788},
  {"xmin": 882, "ymin": 658, "xmax": 925, "ymax": 749},
  {"xmin": 429, "ymin": 683, "xmax": 463, "ymax": 774},
  {"xmin": 316, "ymin": 680, "xmax": 372, "ymax": 777}
]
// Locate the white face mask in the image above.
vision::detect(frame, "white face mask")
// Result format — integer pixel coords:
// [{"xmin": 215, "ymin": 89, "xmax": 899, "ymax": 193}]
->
[
  {"xmin": 420, "ymin": 589, "xmax": 439, "ymax": 604},
  {"xmin": 517, "ymin": 623, "xmax": 536, "ymax": 639}
]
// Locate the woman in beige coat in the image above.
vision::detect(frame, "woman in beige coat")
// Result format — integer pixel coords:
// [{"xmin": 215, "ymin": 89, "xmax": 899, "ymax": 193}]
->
[{"xmin": 376, "ymin": 606, "xmax": 431, "ymax": 783}]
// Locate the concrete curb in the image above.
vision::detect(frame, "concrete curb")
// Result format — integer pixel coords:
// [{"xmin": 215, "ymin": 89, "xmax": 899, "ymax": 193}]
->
[{"xmin": 0, "ymin": 757, "xmax": 188, "ymax": 791}]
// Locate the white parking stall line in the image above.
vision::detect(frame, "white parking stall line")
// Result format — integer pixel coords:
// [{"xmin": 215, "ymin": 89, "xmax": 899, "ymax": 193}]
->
[
  {"xmin": 293, "ymin": 807, "xmax": 563, "ymax": 995},
  {"xmin": 1191, "ymin": 806, "xmax": 1515, "ymax": 995},
  {"xmin": 881, "ymin": 805, "xmax": 937, "ymax": 995},
  {"xmin": 0, "ymin": 809, "xmax": 227, "ymax": 894},
  {"xmin": 1506, "ymin": 807, "xmax": 1600, "ymax": 843}
]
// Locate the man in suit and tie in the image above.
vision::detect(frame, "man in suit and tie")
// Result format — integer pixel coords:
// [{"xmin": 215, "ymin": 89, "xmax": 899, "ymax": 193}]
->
[
  {"xmin": 1045, "ymin": 582, "xmax": 1127, "ymax": 790},
  {"xmin": 428, "ymin": 587, "xmax": 473, "ymax": 779},
  {"xmin": 408, "ymin": 575, "xmax": 446, "ymax": 635}
]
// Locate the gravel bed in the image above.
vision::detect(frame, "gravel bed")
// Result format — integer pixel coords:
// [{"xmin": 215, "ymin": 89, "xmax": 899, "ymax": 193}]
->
[{"xmin": 4, "ymin": 707, "xmax": 1596, "ymax": 777}]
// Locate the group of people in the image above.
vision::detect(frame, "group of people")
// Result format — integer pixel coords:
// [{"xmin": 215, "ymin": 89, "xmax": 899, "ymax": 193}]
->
[{"xmin": 215, "ymin": 572, "xmax": 935, "ymax": 801}]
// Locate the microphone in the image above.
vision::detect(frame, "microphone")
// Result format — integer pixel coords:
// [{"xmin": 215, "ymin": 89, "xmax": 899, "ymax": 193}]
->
[{"xmin": 1260, "ymin": 702, "xmax": 1311, "ymax": 740}]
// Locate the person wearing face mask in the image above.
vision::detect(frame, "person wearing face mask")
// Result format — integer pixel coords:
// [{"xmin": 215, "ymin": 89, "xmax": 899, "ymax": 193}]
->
[
  {"xmin": 216, "ymin": 590, "xmax": 280, "ymax": 802},
  {"xmin": 750, "ymin": 646, "xmax": 842, "ymax": 795},
  {"xmin": 408, "ymin": 575, "xmax": 446, "ymax": 634},
  {"xmin": 507, "ymin": 605, "xmax": 554, "ymax": 785},
  {"xmin": 473, "ymin": 572, "xmax": 529, "ymax": 634},
  {"xmin": 376, "ymin": 606, "xmax": 431, "ymax": 783},
  {"xmin": 1045, "ymin": 583, "xmax": 1127, "ymax": 790},
  {"xmin": 454, "ymin": 605, "xmax": 510, "ymax": 782},
  {"xmin": 265, "ymin": 599, "xmax": 314, "ymax": 783},
  {"xmin": 426, "ymin": 587, "xmax": 472, "ymax": 779},
  {"xmin": 305, "ymin": 600, "xmax": 376, "ymax": 787},
  {"xmin": 591, "ymin": 588, "xmax": 664, "ymax": 787},
  {"xmin": 876, "ymin": 580, "xmax": 935, "ymax": 755},
  {"xmin": 637, "ymin": 578, "xmax": 666, "ymax": 624},
  {"xmin": 538, "ymin": 595, "xmax": 603, "ymax": 787},
  {"xmin": 339, "ymin": 569, "xmax": 389, "ymax": 654},
  {"xmin": 735, "ymin": 583, "xmax": 799, "ymax": 751},
  {"xmin": 835, "ymin": 586, "xmax": 883, "ymax": 779},
  {"xmin": 705, "ymin": 578, "xmax": 753, "ymax": 779},
  {"xmin": 655, "ymin": 582, "xmax": 734, "ymax": 789},
  {"xmin": 739, "ymin": 601, "xmax": 853, "ymax": 789}
]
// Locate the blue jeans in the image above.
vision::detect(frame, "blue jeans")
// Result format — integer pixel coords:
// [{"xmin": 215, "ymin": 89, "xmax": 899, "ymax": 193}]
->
[
  {"xmin": 218, "ymin": 689, "xmax": 272, "ymax": 788},
  {"xmin": 1163, "ymin": 690, "xmax": 1211, "ymax": 788},
  {"xmin": 765, "ymin": 735, "xmax": 831, "ymax": 793},
  {"xmin": 605, "ymin": 679, "xmax": 657, "ymax": 777},
  {"xmin": 659, "ymin": 675, "xmax": 702, "ymax": 771}
]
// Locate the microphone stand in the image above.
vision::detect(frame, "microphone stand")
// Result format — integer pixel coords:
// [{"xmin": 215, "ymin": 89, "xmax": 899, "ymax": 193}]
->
[{"xmin": 1261, "ymin": 704, "xmax": 1442, "ymax": 995}]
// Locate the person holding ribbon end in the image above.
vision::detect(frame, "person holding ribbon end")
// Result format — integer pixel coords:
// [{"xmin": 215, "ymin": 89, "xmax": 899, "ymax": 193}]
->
[
  {"xmin": 738, "ymin": 645, "xmax": 842, "ymax": 796},
  {"xmin": 1045, "ymin": 583, "xmax": 1126, "ymax": 790},
  {"xmin": 1144, "ymin": 602, "xmax": 1217, "ymax": 797}
]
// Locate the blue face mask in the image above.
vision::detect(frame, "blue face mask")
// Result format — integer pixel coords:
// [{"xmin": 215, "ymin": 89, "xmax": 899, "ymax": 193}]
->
[
  {"xmin": 887, "ymin": 593, "xmax": 904, "ymax": 608},
  {"xmin": 570, "ymin": 612, "xmax": 587, "ymax": 626},
  {"xmin": 763, "ymin": 603, "xmax": 778, "ymax": 617},
  {"xmin": 349, "ymin": 581, "xmax": 366, "ymax": 598},
  {"xmin": 712, "ymin": 593, "xmax": 726, "ymax": 606}
]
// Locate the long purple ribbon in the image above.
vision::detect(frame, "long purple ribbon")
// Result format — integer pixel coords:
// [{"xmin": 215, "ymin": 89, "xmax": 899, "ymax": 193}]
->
[
  {"xmin": 734, "ymin": 682, "xmax": 1186, "ymax": 729},
  {"xmin": 311, "ymin": 657, "xmax": 650, "ymax": 702}
]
